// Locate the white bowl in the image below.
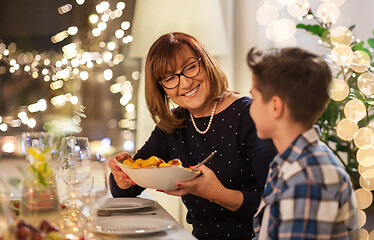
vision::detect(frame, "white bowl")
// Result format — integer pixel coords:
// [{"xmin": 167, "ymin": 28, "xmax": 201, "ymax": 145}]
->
[{"xmin": 116, "ymin": 160, "xmax": 200, "ymax": 190}]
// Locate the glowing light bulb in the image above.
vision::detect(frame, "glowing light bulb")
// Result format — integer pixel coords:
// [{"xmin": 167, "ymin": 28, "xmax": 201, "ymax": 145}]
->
[
  {"xmin": 357, "ymin": 72, "xmax": 374, "ymax": 96},
  {"xmin": 331, "ymin": 44, "xmax": 353, "ymax": 66},
  {"xmin": 330, "ymin": 26, "xmax": 352, "ymax": 45},
  {"xmin": 344, "ymin": 99, "xmax": 366, "ymax": 122},
  {"xmin": 328, "ymin": 78, "xmax": 349, "ymax": 101},
  {"xmin": 353, "ymin": 127, "xmax": 374, "ymax": 149},
  {"xmin": 357, "ymin": 146, "xmax": 374, "ymax": 167},
  {"xmin": 336, "ymin": 118, "xmax": 358, "ymax": 141}
]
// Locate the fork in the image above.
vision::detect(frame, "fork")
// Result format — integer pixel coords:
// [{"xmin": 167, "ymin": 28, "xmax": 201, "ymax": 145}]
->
[{"xmin": 190, "ymin": 150, "xmax": 217, "ymax": 171}]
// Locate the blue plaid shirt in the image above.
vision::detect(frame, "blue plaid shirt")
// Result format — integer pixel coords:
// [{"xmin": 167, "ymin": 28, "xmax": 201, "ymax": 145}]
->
[{"xmin": 253, "ymin": 127, "xmax": 359, "ymax": 239}]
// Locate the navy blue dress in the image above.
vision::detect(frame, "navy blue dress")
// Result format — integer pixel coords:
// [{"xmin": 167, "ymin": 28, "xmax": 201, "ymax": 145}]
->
[{"xmin": 110, "ymin": 97, "xmax": 277, "ymax": 240}]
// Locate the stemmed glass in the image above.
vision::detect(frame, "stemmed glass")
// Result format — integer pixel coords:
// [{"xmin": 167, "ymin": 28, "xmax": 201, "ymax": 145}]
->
[
  {"xmin": 58, "ymin": 136, "xmax": 109, "ymax": 237},
  {"xmin": 58, "ymin": 136, "xmax": 93, "ymax": 237},
  {"xmin": 59, "ymin": 136, "xmax": 94, "ymax": 196}
]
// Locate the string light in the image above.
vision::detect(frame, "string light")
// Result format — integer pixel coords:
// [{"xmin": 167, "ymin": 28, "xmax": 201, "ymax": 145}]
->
[{"xmin": 0, "ymin": 1, "xmax": 135, "ymax": 131}]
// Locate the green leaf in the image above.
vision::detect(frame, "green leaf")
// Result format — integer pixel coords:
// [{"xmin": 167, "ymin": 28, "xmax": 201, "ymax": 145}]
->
[
  {"xmin": 348, "ymin": 25, "xmax": 356, "ymax": 31},
  {"xmin": 363, "ymin": 98, "xmax": 374, "ymax": 105},
  {"xmin": 336, "ymin": 144, "xmax": 350, "ymax": 152},
  {"xmin": 352, "ymin": 41, "xmax": 364, "ymax": 51},
  {"xmin": 296, "ymin": 24, "xmax": 328, "ymax": 37},
  {"xmin": 368, "ymin": 38, "xmax": 374, "ymax": 49},
  {"xmin": 349, "ymin": 88, "xmax": 365, "ymax": 101},
  {"xmin": 327, "ymin": 135, "xmax": 343, "ymax": 143}
]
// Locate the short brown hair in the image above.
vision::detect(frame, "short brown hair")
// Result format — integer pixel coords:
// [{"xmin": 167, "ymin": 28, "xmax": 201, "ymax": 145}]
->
[
  {"xmin": 247, "ymin": 47, "xmax": 332, "ymax": 127},
  {"xmin": 145, "ymin": 32, "xmax": 230, "ymax": 133}
]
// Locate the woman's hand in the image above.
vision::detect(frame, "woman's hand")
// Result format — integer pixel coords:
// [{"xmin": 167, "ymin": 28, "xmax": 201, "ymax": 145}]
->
[
  {"xmin": 108, "ymin": 152, "xmax": 136, "ymax": 189},
  {"xmin": 160, "ymin": 165, "xmax": 243, "ymax": 211}
]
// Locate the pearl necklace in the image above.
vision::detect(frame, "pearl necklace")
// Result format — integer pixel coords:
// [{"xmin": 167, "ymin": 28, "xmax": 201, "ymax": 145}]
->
[{"xmin": 190, "ymin": 101, "xmax": 218, "ymax": 134}]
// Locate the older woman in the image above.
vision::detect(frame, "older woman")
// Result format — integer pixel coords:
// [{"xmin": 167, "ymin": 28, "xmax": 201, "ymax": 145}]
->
[{"xmin": 108, "ymin": 32, "xmax": 276, "ymax": 239}]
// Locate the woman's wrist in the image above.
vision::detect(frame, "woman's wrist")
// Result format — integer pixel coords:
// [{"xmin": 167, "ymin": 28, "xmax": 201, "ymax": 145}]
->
[{"xmin": 212, "ymin": 188, "xmax": 244, "ymax": 211}]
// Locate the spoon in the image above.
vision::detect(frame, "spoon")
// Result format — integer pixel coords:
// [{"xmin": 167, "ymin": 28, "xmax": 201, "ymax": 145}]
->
[{"xmin": 190, "ymin": 150, "xmax": 217, "ymax": 171}]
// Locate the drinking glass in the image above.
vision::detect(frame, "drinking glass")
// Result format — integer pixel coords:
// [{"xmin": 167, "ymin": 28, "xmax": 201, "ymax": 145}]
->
[
  {"xmin": 20, "ymin": 131, "xmax": 60, "ymax": 228},
  {"xmin": 0, "ymin": 177, "xmax": 15, "ymax": 240},
  {"xmin": 58, "ymin": 136, "xmax": 109, "ymax": 237},
  {"xmin": 59, "ymin": 136, "xmax": 93, "ymax": 195}
]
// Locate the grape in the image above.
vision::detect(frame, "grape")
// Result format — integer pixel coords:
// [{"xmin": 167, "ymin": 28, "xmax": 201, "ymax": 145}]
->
[
  {"xmin": 39, "ymin": 220, "xmax": 52, "ymax": 233},
  {"xmin": 32, "ymin": 231, "xmax": 46, "ymax": 240},
  {"xmin": 17, "ymin": 225, "xmax": 31, "ymax": 240}
]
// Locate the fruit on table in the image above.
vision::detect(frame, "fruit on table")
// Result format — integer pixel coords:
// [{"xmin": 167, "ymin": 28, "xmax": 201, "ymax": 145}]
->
[{"xmin": 15, "ymin": 220, "xmax": 63, "ymax": 240}]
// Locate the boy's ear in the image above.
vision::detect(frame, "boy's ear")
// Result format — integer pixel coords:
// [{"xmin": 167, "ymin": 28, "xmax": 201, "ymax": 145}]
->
[{"xmin": 271, "ymin": 96, "xmax": 284, "ymax": 118}]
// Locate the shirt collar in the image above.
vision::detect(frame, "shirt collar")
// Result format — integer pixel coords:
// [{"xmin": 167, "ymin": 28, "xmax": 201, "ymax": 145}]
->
[{"xmin": 274, "ymin": 125, "xmax": 320, "ymax": 166}]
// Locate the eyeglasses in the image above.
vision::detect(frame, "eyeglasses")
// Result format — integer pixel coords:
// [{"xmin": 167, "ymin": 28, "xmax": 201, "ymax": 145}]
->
[{"xmin": 159, "ymin": 57, "xmax": 201, "ymax": 89}]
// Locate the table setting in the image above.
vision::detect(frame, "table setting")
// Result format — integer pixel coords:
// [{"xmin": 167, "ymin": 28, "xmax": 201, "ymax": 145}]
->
[{"xmin": 0, "ymin": 131, "xmax": 197, "ymax": 240}]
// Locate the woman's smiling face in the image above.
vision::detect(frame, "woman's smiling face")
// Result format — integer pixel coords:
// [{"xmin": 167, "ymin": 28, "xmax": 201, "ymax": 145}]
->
[{"xmin": 162, "ymin": 47, "xmax": 211, "ymax": 116}]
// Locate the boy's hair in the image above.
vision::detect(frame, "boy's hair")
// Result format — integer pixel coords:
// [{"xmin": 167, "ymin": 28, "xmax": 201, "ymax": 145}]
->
[{"xmin": 247, "ymin": 47, "xmax": 332, "ymax": 127}]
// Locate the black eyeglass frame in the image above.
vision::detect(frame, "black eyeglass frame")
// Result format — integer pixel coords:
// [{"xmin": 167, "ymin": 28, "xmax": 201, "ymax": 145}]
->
[{"xmin": 158, "ymin": 57, "xmax": 202, "ymax": 89}]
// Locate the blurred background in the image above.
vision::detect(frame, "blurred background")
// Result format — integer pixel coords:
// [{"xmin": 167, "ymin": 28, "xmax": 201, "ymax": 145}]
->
[{"xmin": 1, "ymin": 0, "xmax": 373, "ymax": 232}]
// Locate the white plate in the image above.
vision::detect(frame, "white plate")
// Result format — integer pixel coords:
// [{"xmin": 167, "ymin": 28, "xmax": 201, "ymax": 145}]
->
[
  {"xmin": 116, "ymin": 160, "xmax": 200, "ymax": 190},
  {"xmin": 99, "ymin": 197, "xmax": 156, "ymax": 211},
  {"xmin": 93, "ymin": 216, "xmax": 174, "ymax": 236}
]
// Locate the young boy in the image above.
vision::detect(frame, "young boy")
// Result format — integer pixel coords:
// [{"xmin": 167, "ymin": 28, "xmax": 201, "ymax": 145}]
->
[{"xmin": 246, "ymin": 47, "xmax": 359, "ymax": 239}]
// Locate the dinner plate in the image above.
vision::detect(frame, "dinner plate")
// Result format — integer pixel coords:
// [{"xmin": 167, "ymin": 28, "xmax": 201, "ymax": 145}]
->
[
  {"xmin": 93, "ymin": 216, "xmax": 174, "ymax": 236},
  {"xmin": 99, "ymin": 197, "xmax": 156, "ymax": 211}
]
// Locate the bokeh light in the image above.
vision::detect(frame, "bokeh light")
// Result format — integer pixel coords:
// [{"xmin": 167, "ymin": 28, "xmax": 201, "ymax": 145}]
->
[
  {"xmin": 369, "ymin": 230, "xmax": 374, "ymax": 240},
  {"xmin": 321, "ymin": 0, "xmax": 346, "ymax": 6},
  {"xmin": 353, "ymin": 127, "xmax": 374, "ymax": 149},
  {"xmin": 350, "ymin": 50, "xmax": 370, "ymax": 73},
  {"xmin": 360, "ymin": 175, "xmax": 374, "ymax": 190},
  {"xmin": 256, "ymin": 4, "xmax": 279, "ymax": 25},
  {"xmin": 357, "ymin": 72, "xmax": 374, "ymax": 96},
  {"xmin": 328, "ymin": 78, "xmax": 349, "ymax": 101},
  {"xmin": 330, "ymin": 26, "xmax": 352, "ymax": 45},
  {"xmin": 355, "ymin": 188, "xmax": 373, "ymax": 210},
  {"xmin": 286, "ymin": 0, "xmax": 310, "ymax": 17},
  {"xmin": 357, "ymin": 209, "xmax": 366, "ymax": 228},
  {"xmin": 331, "ymin": 44, "xmax": 353, "ymax": 66},
  {"xmin": 357, "ymin": 146, "xmax": 374, "ymax": 167},
  {"xmin": 265, "ymin": 18, "xmax": 296, "ymax": 42},
  {"xmin": 344, "ymin": 99, "xmax": 366, "ymax": 122},
  {"xmin": 359, "ymin": 228, "xmax": 369, "ymax": 240},
  {"xmin": 317, "ymin": 2, "xmax": 340, "ymax": 23},
  {"xmin": 336, "ymin": 118, "xmax": 358, "ymax": 141}
]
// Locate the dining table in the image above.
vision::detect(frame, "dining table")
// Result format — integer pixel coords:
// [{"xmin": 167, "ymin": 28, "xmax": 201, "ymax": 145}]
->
[{"xmin": 0, "ymin": 157, "xmax": 197, "ymax": 240}]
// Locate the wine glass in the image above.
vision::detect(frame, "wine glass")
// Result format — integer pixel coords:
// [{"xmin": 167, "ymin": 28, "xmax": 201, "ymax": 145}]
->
[
  {"xmin": 59, "ymin": 136, "xmax": 94, "ymax": 195},
  {"xmin": 58, "ymin": 136, "xmax": 109, "ymax": 237}
]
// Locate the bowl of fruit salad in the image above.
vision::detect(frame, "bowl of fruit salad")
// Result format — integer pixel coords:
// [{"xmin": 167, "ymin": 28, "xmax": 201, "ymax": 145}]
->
[{"xmin": 116, "ymin": 156, "xmax": 200, "ymax": 191}]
